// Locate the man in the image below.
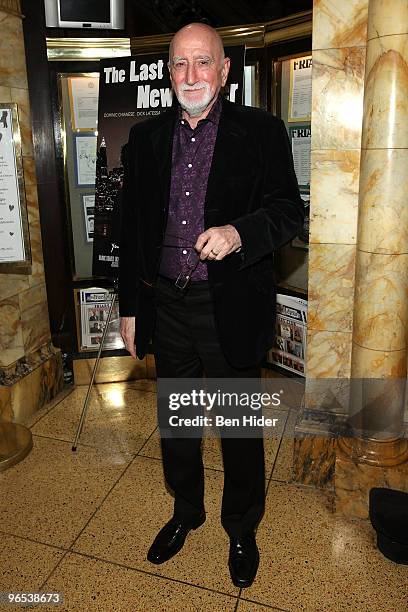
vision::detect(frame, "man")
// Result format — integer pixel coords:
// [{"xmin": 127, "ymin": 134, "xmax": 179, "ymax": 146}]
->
[{"xmin": 119, "ymin": 23, "xmax": 304, "ymax": 587}]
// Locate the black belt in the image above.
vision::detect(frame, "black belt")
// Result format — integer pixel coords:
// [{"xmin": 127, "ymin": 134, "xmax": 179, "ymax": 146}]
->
[{"xmin": 157, "ymin": 274, "xmax": 209, "ymax": 287}]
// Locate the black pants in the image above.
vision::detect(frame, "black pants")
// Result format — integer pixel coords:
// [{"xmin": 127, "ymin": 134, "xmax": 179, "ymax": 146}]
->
[{"xmin": 152, "ymin": 275, "xmax": 265, "ymax": 538}]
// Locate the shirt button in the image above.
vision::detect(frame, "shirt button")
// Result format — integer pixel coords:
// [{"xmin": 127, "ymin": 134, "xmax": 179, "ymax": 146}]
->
[
  {"xmin": 181, "ymin": 120, "xmax": 185, "ymax": 124},
  {"xmin": 182, "ymin": 249, "xmax": 188, "ymax": 255},
  {"xmin": 188, "ymin": 163, "xmax": 192, "ymax": 168},
  {"xmin": 185, "ymin": 191, "xmax": 190, "ymax": 196},
  {"xmin": 181, "ymin": 220, "xmax": 187, "ymax": 225},
  {"xmin": 191, "ymin": 137, "xmax": 195, "ymax": 142}
]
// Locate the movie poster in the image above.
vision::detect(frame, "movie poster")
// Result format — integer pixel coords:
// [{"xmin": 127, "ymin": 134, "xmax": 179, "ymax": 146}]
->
[{"xmin": 92, "ymin": 47, "xmax": 245, "ymax": 278}]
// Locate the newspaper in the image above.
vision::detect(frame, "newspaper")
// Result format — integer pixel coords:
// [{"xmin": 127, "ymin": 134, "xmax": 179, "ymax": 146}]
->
[
  {"xmin": 267, "ymin": 293, "xmax": 308, "ymax": 376},
  {"xmin": 79, "ymin": 287, "xmax": 124, "ymax": 350}
]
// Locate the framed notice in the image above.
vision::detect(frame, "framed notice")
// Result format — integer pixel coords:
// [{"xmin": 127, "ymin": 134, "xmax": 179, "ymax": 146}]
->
[
  {"xmin": 0, "ymin": 103, "xmax": 31, "ymax": 274},
  {"xmin": 82, "ymin": 194, "xmax": 95, "ymax": 242},
  {"xmin": 68, "ymin": 76, "xmax": 99, "ymax": 131},
  {"xmin": 289, "ymin": 125, "xmax": 311, "ymax": 191},
  {"xmin": 74, "ymin": 134, "xmax": 97, "ymax": 187},
  {"xmin": 288, "ymin": 55, "xmax": 312, "ymax": 123}
]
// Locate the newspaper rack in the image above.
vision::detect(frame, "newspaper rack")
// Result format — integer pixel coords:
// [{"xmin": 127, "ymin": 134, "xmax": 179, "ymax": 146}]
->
[
  {"xmin": 72, "ymin": 283, "xmax": 120, "ymax": 450},
  {"xmin": 267, "ymin": 293, "xmax": 307, "ymax": 376}
]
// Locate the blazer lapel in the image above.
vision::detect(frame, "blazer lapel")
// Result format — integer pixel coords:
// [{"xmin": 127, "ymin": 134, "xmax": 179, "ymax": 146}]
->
[
  {"xmin": 204, "ymin": 99, "xmax": 248, "ymax": 214},
  {"xmin": 150, "ymin": 107, "xmax": 177, "ymax": 207}
]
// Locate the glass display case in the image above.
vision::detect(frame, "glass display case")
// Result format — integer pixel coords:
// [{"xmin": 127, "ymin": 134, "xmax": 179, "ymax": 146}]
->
[{"xmin": 273, "ymin": 52, "xmax": 311, "ymax": 294}]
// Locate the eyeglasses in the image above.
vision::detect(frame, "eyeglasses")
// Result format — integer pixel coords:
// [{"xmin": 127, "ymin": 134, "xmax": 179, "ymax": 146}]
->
[
  {"xmin": 175, "ymin": 249, "xmax": 200, "ymax": 289},
  {"xmin": 162, "ymin": 234, "xmax": 201, "ymax": 290},
  {"xmin": 169, "ymin": 57, "xmax": 215, "ymax": 73}
]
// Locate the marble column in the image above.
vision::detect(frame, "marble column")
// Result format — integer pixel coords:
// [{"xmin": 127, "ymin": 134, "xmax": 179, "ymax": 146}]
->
[
  {"xmin": 293, "ymin": 0, "xmax": 369, "ymax": 487},
  {"xmin": 335, "ymin": 0, "xmax": 408, "ymax": 516},
  {"xmin": 0, "ymin": 0, "xmax": 63, "ymax": 427}
]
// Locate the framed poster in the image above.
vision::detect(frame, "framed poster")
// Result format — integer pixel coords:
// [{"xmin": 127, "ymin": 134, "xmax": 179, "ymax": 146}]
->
[
  {"xmin": 82, "ymin": 194, "xmax": 95, "ymax": 242},
  {"xmin": 68, "ymin": 76, "xmax": 99, "ymax": 131},
  {"xmin": 288, "ymin": 55, "xmax": 312, "ymax": 123},
  {"xmin": 0, "ymin": 103, "xmax": 31, "ymax": 274},
  {"xmin": 74, "ymin": 134, "xmax": 97, "ymax": 187}
]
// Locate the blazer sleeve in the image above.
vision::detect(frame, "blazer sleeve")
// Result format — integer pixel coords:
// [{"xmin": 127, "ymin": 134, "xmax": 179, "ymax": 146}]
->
[
  {"xmin": 118, "ymin": 126, "xmax": 139, "ymax": 317},
  {"xmin": 229, "ymin": 117, "xmax": 305, "ymax": 269}
]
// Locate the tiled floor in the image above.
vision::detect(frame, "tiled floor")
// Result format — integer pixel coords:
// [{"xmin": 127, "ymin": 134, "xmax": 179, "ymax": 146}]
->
[{"xmin": 1, "ymin": 381, "xmax": 407, "ymax": 611}]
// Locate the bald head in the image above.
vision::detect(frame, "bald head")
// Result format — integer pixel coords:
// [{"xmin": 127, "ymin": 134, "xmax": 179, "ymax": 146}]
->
[
  {"xmin": 169, "ymin": 23, "xmax": 225, "ymax": 67},
  {"xmin": 167, "ymin": 22, "xmax": 230, "ymax": 122}
]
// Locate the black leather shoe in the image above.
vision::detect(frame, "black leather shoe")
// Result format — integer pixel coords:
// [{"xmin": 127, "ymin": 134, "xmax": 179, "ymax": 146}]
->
[
  {"xmin": 228, "ymin": 533, "xmax": 259, "ymax": 588},
  {"xmin": 147, "ymin": 512, "xmax": 206, "ymax": 564}
]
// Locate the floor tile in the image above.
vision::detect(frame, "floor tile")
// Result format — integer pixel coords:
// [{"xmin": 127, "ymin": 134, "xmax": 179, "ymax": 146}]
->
[
  {"xmin": 73, "ymin": 455, "xmax": 239, "ymax": 595},
  {"xmin": 138, "ymin": 426, "xmax": 162, "ymax": 459},
  {"xmin": 244, "ymin": 481, "xmax": 408, "ymax": 611},
  {"xmin": 0, "ymin": 532, "xmax": 64, "ymax": 592},
  {"xmin": 31, "ymin": 384, "xmax": 157, "ymax": 455},
  {"xmin": 40, "ymin": 552, "xmax": 237, "ymax": 611},
  {"xmin": 0, "ymin": 436, "xmax": 132, "ymax": 548},
  {"xmin": 4, "ymin": 379, "xmax": 406, "ymax": 612}
]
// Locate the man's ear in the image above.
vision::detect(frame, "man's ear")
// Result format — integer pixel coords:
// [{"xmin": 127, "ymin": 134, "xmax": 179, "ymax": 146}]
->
[
  {"xmin": 221, "ymin": 57, "xmax": 231, "ymax": 87},
  {"xmin": 167, "ymin": 61, "xmax": 174, "ymax": 88}
]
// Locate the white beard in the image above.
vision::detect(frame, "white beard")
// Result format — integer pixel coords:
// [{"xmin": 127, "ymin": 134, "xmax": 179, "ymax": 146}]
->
[{"xmin": 176, "ymin": 82, "xmax": 213, "ymax": 117}]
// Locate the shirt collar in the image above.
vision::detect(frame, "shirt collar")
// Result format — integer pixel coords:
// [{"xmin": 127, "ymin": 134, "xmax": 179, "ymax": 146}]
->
[{"xmin": 178, "ymin": 94, "xmax": 222, "ymax": 128}]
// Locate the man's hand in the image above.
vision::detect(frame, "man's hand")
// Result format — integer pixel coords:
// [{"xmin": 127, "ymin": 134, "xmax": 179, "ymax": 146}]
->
[
  {"xmin": 195, "ymin": 224, "xmax": 242, "ymax": 261},
  {"xmin": 120, "ymin": 316, "xmax": 136, "ymax": 359}
]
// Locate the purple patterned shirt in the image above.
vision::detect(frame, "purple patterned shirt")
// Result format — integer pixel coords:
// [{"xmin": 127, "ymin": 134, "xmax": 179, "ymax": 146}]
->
[{"xmin": 159, "ymin": 96, "xmax": 222, "ymax": 281}]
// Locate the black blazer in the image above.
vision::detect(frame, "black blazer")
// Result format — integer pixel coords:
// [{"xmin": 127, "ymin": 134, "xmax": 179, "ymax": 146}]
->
[{"xmin": 119, "ymin": 98, "xmax": 304, "ymax": 367}]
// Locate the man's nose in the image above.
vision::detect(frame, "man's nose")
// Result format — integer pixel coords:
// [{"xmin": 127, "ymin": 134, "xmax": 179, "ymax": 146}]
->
[{"xmin": 186, "ymin": 62, "xmax": 198, "ymax": 85}]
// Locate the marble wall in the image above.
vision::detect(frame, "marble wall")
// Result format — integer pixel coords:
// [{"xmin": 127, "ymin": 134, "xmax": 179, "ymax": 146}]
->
[
  {"xmin": 295, "ymin": 0, "xmax": 408, "ymax": 514},
  {"xmin": 351, "ymin": 0, "xmax": 408, "ymax": 382},
  {"xmin": 0, "ymin": 0, "xmax": 63, "ymax": 422},
  {"xmin": 334, "ymin": 0, "xmax": 408, "ymax": 517},
  {"xmin": 307, "ymin": 0, "xmax": 369, "ymax": 381},
  {"xmin": 293, "ymin": 0, "xmax": 370, "ymax": 487}
]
